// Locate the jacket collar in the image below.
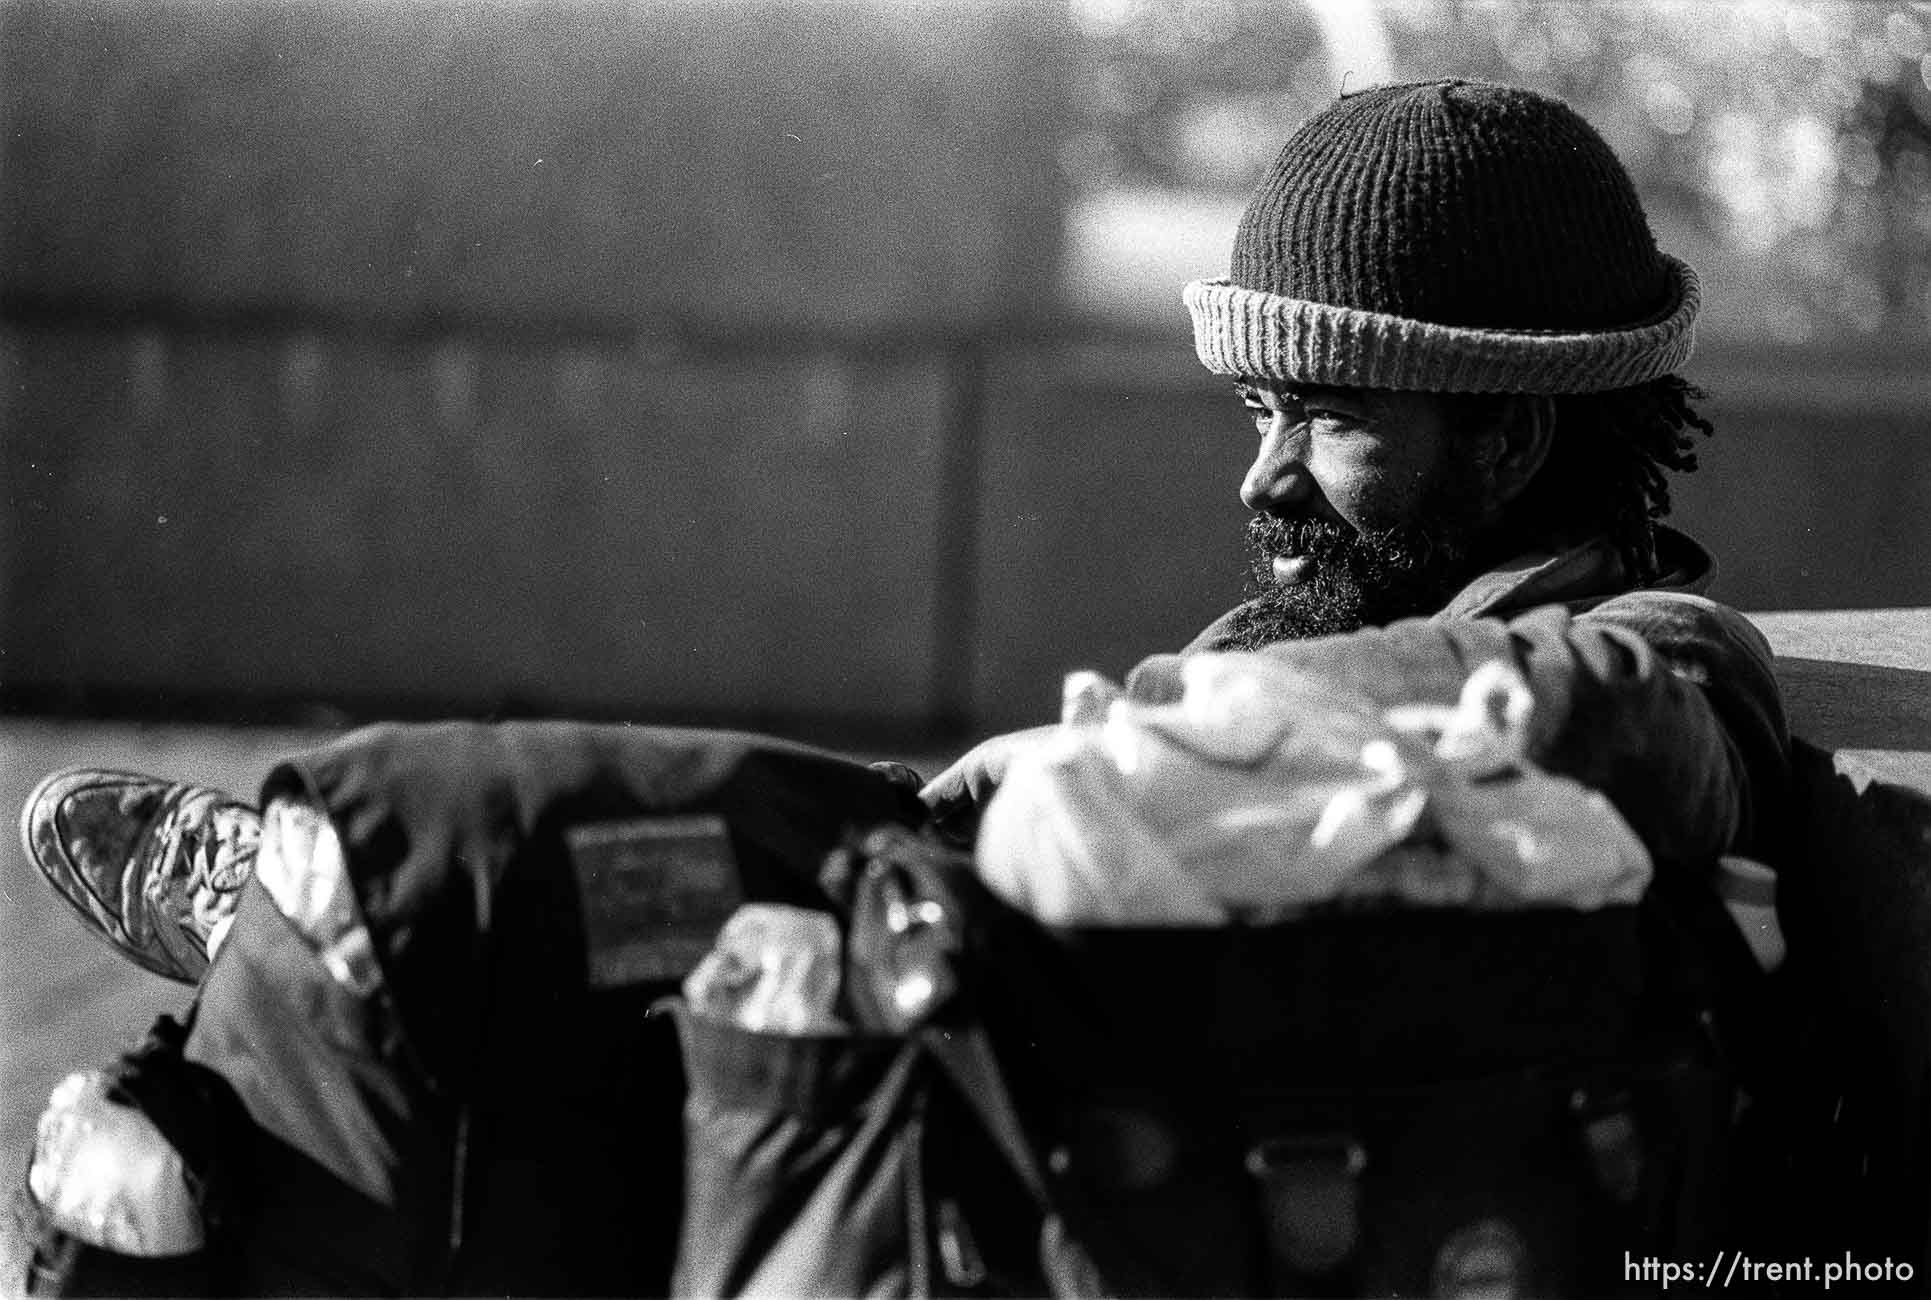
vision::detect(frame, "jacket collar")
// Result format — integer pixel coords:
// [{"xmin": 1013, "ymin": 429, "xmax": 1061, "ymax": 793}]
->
[{"xmin": 1436, "ymin": 525, "xmax": 1716, "ymax": 621}]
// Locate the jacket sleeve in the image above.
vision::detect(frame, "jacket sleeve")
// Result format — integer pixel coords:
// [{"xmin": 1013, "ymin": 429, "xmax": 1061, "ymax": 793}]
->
[{"xmin": 1125, "ymin": 592, "xmax": 1791, "ymax": 868}]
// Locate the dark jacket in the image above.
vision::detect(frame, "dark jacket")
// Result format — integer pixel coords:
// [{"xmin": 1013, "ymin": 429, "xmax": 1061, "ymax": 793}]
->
[{"xmin": 1125, "ymin": 526, "xmax": 1791, "ymax": 868}]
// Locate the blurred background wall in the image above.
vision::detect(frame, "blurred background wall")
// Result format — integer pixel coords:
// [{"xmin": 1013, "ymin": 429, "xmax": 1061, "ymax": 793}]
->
[{"xmin": 4, "ymin": 0, "xmax": 1929, "ymax": 745}]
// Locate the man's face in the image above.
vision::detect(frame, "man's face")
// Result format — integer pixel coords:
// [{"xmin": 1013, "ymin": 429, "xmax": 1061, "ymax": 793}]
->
[{"xmin": 1225, "ymin": 381, "xmax": 1499, "ymax": 647}]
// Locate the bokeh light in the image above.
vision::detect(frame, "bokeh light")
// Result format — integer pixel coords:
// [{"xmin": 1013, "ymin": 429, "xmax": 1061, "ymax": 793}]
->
[{"xmin": 1060, "ymin": 0, "xmax": 1931, "ymax": 343}]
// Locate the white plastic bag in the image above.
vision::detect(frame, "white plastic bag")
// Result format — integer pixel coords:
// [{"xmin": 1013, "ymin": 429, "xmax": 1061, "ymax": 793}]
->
[
  {"xmin": 29, "ymin": 1070, "xmax": 205, "ymax": 1257},
  {"xmin": 974, "ymin": 656, "xmax": 1652, "ymax": 925},
  {"xmin": 682, "ymin": 904, "xmax": 846, "ymax": 1033}
]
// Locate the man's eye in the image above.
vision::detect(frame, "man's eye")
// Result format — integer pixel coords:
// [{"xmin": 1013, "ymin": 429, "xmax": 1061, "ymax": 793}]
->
[{"xmin": 1245, "ymin": 403, "xmax": 1271, "ymax": 430}]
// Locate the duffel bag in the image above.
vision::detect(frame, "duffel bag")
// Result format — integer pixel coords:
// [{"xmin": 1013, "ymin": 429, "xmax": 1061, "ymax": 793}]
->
[
  {"xmin": 49, "ymin": 721, "xmax": 923, "ymax": 1297},
  {"xmin": 667, "ymin": 825, "xmax": 1759, "ymax": 1298}
]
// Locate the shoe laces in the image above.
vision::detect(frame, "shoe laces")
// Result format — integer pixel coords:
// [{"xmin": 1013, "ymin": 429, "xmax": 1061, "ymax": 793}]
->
[{"xmin": 153, "ymin": 790, "xmax": 260, "ymax": 941}]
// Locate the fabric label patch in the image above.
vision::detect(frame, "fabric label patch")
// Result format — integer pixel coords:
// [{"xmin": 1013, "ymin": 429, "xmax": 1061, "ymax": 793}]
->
[{"xmin": 567, "ymin": 814, "xmax": 742, "ymax": 988}]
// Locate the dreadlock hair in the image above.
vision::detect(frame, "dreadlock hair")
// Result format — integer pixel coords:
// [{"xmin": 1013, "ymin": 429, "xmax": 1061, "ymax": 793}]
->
[{"xmin": 1447, "ymin": 375, "xmax": 1714, "ymax": 584}]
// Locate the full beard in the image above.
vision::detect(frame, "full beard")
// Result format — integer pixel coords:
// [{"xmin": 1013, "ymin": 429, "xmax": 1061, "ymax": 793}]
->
[{"xmin": 1222, "ymin": 483, "xmax": 1492, "ymax": 650}]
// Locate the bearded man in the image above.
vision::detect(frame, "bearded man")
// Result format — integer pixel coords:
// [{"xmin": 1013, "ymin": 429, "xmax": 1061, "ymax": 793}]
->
[{"xmin": 924, "ymin": 79, "xmax": 1789, "ymax": 868}]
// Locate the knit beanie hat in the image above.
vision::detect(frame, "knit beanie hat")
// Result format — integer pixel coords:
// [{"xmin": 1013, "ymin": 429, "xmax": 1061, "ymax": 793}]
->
[{"xmin": 1184, "ymin": 79, "xmax": 1699, "ymax": 393}]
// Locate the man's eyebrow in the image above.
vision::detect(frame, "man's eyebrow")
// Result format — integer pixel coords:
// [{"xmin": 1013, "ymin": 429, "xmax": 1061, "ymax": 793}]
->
[
  {"xmin": 1234, "ymin": 381, "xmax": 1376, "ymax": 416},
  {"xmin": 1234, "ymin": 379, "xmax": 1311, "ymax": 404},
  {"xmin": 1288, "ymin": 383, "xmax": 1371, "ymax": 409}
]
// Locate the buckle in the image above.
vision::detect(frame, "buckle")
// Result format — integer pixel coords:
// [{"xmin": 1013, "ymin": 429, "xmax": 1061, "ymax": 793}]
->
[{"xmin": 1245, "ymin": 1132, "xmax": 1367, "ymax": 1276}]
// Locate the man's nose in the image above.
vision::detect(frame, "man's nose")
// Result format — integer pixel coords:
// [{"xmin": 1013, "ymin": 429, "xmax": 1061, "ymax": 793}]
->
[{"xmin": 1240, "ymin": 425, "xmax": 1315, "ymax": 513}]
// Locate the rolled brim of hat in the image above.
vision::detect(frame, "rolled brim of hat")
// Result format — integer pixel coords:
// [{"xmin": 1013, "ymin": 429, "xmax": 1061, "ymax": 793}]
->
[{"xmin": 1183, "ymin": 255, "xmax": 1698, "ymax": 394}]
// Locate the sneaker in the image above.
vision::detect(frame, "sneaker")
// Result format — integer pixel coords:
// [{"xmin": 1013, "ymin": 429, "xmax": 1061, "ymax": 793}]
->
[{"xmin": 19, "ymin": 770, "xmax": 261, "ymax": 984}]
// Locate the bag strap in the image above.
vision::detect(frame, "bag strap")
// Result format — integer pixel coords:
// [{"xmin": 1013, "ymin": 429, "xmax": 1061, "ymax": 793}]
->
[
  {"xmin": 917, "ymin": 1020, "xmax": 1109, "ymax": 1299},
  {"xmin": 1640, "ymin": 866, "xmax": 1773, "ymax": 1088},
  {"xmin": 917, "ymin": 1024, "xmax": 1050, "ymax": 1205}
]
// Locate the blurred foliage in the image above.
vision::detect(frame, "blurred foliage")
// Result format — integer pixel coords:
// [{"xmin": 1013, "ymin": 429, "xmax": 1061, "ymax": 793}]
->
[{"xmin": 1062, "ymin": 0, "xmax": 1931, "ymax": 343}]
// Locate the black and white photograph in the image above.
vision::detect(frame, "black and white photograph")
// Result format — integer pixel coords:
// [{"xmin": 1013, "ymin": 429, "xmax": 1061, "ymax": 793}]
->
[{"xmin": 2, "ymin": 0, "xmax": 1929, "ymax": 1294}]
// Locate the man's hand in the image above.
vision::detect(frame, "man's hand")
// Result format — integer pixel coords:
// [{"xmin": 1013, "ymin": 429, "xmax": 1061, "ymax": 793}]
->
[{"xmin": 919, "ymin": 725, "xmax": 1057, "ymax": 844}]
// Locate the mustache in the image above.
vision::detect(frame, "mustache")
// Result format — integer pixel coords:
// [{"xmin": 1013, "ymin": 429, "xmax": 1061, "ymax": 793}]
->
[
  {"xmin": 1245, "ymin": 514, "xmax": 1356, "ymax": 559},
  {"xmin": 1243, "ymin": 511, "xmax": 1475, "ymax": 596}
]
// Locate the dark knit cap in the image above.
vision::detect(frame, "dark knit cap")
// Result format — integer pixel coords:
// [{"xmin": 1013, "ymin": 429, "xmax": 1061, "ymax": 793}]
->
[{"xmin": 1186, "ymin": 79, "xmax": 1699, "ymax": 393}]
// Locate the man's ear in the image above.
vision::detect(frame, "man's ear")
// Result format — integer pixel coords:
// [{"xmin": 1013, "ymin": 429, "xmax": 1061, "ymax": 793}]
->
[{"xmin": 1486, "ymin": 394, "xmax": 1554, "ymax": 507}]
